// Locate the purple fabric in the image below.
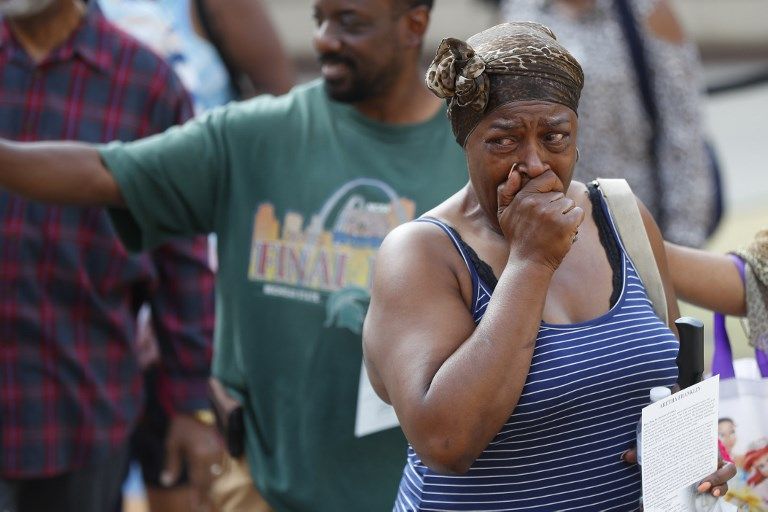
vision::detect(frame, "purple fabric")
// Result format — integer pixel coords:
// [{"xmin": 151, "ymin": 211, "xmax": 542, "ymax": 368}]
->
[
  {"xmin": 712, "ymin": 255, "xmax": 768, "ymax": 379},
  {"xmin": 712, "ymin": 312, "xmax": 736, "ymax": 378},
  {"xmin": 758, "ymin": 349, "xmax": 768, "ymax": 377},
  {"xmin": 729, "ymin": 253, "xmax": 747, "ymax": 283}
]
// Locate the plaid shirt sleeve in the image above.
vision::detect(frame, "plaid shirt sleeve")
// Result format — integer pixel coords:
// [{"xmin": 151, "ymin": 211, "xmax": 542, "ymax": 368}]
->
[
  {"xmin": 149, "ymin": 237, "xmax": 215, "ymax": 413},
  {"xmin": 142, "ymin": 70, "xmax": 216, "ymax": 413}
]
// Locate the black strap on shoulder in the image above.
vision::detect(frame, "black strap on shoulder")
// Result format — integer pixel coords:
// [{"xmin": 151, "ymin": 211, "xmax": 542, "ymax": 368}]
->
[
  {"xmin": 459, "ymin": 238, "xmax": 498, "ymax": 292},
  {"xmin": 588, "ymin": 182, "xmax": 623, "ymax": 307},
  {"xmin": 614, "ymin": 0, "xmax": 664, "ymax": 227}
]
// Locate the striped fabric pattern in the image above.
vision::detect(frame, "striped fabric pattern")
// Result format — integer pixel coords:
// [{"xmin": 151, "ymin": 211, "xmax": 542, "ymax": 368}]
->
[{"xmin": 399, "ymin": 215, "xmax": 678, "ymax": 511}]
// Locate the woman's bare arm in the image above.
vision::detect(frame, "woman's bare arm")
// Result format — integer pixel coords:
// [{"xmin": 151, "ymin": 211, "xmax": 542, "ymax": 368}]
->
[
  {"xmin": 0, "ymin": 139, "xmax": 123, "ymax": 206},
  {"xmin": 365, "ymin": 170, "xmax": 583, "ymax": 474},
  {"xmin": 363, "ymin": 222, "xmax": 551, "ymax": 474},
  {"xmin": 664, "ymin": 241, "xmax": 745, "ymax": 316},
  {"xmin": 637, "ymin": 197, "xmax": 681, "ymax": 333}
]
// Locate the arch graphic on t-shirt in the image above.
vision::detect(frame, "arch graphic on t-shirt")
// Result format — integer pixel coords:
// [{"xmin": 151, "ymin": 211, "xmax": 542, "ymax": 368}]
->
[
  {"xmin": 248, "ymin": 178, "xmax": 416, "ymax": 297},
  {"xmin": 306, "ymin": 177, "xmax": 408, "ymax": 245}
]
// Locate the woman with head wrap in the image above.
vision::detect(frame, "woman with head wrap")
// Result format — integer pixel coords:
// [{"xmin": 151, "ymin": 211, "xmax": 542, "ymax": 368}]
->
[{"xmin": 362, "ymin": 22, "xmax": 735, "ymax": 510}]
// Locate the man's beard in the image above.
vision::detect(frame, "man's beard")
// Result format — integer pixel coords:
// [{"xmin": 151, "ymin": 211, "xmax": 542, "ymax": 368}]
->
[
  {"xmin": 324, "ymin": 73, "xmax": 377, "ymax": 103},
  {"xmin": 0, "ymin": 0, "xmax": 56, "ymax": 17},
  {"xmin": 319, "ymin": 54, "xmax": 398, "ymax": 104}
]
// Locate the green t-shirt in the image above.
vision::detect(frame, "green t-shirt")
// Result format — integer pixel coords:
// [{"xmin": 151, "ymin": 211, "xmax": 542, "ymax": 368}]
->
[{"xmin": 100, "ymin": 80, "xmax": 467, "ymax": 511}]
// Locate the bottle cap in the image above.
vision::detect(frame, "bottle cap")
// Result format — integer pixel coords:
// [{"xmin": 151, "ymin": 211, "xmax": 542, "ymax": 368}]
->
[{"xmin": 650, "ymin": 386, "xmax": 672, "ymax": 403}]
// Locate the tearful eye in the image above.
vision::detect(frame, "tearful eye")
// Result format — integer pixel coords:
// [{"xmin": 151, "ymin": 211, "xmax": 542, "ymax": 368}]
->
[{"xmin": 546, "ymin": 133, "xmax": 566, "ymax": 143}]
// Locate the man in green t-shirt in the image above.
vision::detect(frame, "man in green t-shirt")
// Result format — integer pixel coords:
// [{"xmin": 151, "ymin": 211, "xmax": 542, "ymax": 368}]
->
[{"xmin": 0, "ymin": 0, "xmax": 468, "ymax": 509}]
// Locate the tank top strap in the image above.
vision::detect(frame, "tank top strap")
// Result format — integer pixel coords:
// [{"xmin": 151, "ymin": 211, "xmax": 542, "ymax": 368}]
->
[
  {"xmin": 414, "ymin": 217, "xmax": 493, "ymax": 323},
  {"xmin": 414, "ymin": 216, "xmax": 476, "ymax": 273}
]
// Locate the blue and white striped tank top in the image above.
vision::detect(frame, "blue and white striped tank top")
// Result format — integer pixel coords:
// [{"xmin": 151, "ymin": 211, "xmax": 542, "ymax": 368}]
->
[{"xmin": 395, "ymin": 201, "xmax": 679, "ymax": 511}]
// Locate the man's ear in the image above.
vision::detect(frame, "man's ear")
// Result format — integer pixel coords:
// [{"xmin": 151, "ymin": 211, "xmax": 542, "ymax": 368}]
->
[{"xmin": 402, "ymin": 5, "xmax": 430, "ymax": 48}]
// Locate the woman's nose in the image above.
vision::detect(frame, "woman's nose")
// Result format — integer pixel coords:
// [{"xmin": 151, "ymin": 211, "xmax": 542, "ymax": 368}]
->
[
  {"xmin": 518, "ymin": 144, "xmax": 547, "ymax": 178},
  {"xmin": 312, "ymin": 21, "xmax": 343, "ymax": 55}
]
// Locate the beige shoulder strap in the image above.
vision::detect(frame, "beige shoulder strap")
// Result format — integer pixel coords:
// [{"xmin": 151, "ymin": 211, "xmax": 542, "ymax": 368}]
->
[{"xmin": 595, "ymin": 178, "xmax": 668, "ymax": 325}]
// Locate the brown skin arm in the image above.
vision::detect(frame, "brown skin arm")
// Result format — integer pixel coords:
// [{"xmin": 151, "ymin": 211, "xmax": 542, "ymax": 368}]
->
[
  {"xmin": 637, "ymin": 197, "xmax": 681, "ymax": 336},
  {"xmin": 197, "ymin": 0, "xmax": 294, "ymax": 96},
  {"xmin": 664, "ymin": 242, "xmax": 745, "ymax": 316},
  {"xmin": 363, "ymin": 222, "xmax": 551, "ymax": 475},
  {"xmin": 364, "ymin": 169, "xmax": 583, "ymax": 475},
  {"xmin": 0, "ymin": 139, "xmax": 123, "ymax": 206}
]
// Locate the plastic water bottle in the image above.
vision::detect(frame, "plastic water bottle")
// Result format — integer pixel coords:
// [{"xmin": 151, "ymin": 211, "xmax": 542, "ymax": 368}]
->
[{"xmin": 636, "ymin": 386, "xmax": 672, "ymax": 465}]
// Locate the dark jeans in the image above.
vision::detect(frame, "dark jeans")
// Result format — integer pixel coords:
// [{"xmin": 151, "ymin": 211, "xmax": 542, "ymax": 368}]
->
[{"xmin": 0, "ymin": 445, "xmax": 128, "ymax": 512}]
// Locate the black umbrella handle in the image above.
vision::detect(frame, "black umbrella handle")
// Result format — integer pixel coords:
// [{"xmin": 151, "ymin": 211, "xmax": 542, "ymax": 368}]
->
[{"xmin": 675, "ymin": 316, "xmax": 705, "ymax": 389}]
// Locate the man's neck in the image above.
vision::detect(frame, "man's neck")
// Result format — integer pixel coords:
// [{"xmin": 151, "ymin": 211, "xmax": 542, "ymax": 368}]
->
[
  {"xmin": 9, "ymin": 0, "xmax": 86, "ymax": 64},
  {"xmin": 353, "ymin": 70, "xmax": 442, "ymax": 125}
]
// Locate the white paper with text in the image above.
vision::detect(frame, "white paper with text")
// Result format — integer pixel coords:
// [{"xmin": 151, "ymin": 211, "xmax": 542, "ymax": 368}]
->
[{"xmin": 640, "ymin": 375, "xmax": 719, "ymax": 511}]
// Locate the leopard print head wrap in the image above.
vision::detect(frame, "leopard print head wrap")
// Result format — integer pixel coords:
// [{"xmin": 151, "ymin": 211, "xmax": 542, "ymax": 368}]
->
[{"xmin": 426, "ymin": 22, "xmax": 584, "ymax": 146}]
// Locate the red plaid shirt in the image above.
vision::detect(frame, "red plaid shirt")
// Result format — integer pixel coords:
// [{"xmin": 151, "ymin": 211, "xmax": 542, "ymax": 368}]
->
[{"xmin": 0, "ymin": 5, "xmax": 215, "ymax": 478}]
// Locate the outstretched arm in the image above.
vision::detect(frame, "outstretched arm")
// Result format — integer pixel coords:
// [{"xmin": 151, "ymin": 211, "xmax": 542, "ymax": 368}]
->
[
  {"xmin": 664, "ymin": 241, "xmax": 745, "ymax": 316},
  {"xmin": 0, "ymin": 139, "xmax": 123, "ymax": 206}
]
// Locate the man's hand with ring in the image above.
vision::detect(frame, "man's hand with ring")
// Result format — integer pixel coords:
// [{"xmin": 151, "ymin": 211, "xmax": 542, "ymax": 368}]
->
[{"xmin": 161, "ymin": 411, "xmax": 224, "ymax": 510}]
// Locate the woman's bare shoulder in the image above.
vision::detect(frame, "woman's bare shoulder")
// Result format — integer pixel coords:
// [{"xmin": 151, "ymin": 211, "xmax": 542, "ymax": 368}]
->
[
  {"xmin": 567, "ymin": 179, "xmax": 589, "ymax": 197},
  {"xmin": 375, "ymin": 214, "xmax": 473, "ymax": 299},
  {"xmin": 378, "ymin": 216, "xmax": 459, "ymax": 273},
  {"xmin": 381, "ymin": 192, "xmax": 465, "ymax": 255}
]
